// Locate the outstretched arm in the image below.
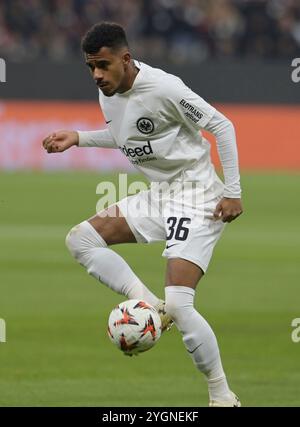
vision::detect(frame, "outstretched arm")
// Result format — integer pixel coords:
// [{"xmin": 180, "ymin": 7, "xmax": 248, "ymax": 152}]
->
[
  {"xmin": 77, "ymin": 129, "xmax": 117, "ymax": 148},
  {"xmin": 42, "ymin": 129, "xmax": 117, "ymax": 153},
  {"xmin": 42, "ymin": 130, "xmax": 79, "ymax": 153}
]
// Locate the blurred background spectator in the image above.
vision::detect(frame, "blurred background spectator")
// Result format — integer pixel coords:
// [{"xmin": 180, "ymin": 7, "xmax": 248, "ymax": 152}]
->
[{"xmin": 0, "ymin": 0, "xmax": 299, "ymax": 64}]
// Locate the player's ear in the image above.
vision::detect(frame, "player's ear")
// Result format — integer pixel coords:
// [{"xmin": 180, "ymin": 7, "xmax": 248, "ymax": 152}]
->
[{"xmin": 122, "ymin": 52, "xmax": 131, "ymax": 68}]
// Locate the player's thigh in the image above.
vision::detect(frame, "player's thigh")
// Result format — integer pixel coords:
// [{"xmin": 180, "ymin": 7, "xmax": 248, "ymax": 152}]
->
[
  {"xmin": 88, "ymin": 205, "xmax": 137, "ymax": 245},
  {"xmin": 165, "ymin": 258, "xmax": 204, "ymax": 289},
  {"xmin": 116, "ymin": 190, "xmax": 166, "ymax": 244},
  {"xmin": 163, "ymin": 212, "xmax": 225, "ymax": 289}
]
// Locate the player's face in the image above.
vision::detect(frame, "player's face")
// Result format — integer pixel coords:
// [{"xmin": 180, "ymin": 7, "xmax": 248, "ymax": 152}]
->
[{"xmin": 85, "ymin": 47, "xmax": 131, "ymax": 97}]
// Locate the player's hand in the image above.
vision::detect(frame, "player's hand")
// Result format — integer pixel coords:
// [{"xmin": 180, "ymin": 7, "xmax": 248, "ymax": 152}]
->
[
  {"xmin": 42, "ymin": 130, "xmax": 79, "ymax": 153},
  {"xmin": 213, "ymin": 198, "xmax": 243, "ymax": 223}
]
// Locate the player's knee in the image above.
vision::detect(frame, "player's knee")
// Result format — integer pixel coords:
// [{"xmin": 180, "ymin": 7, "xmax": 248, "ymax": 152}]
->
[
  {"xmin": 65, "ymin": 224, "xmax": 85, "ymax": 260},
  {"xmin": 65, "ymin": 220, "xmax": 107, "ymax": 262}
]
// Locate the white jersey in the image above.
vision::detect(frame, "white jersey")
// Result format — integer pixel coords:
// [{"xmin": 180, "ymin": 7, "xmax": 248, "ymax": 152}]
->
[{"xmin": 79, "ymin": 61, "xmax": 241, "ymax": 198}]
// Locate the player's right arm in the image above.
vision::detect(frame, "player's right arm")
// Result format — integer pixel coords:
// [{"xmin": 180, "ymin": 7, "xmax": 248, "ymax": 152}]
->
[
  {"xmin": 42, "ymin": 129, "xmax": 117, "ymax": 153},
  {"xmin": 42, "ymin": 130, "xmax": 79, "ymax": 153}
]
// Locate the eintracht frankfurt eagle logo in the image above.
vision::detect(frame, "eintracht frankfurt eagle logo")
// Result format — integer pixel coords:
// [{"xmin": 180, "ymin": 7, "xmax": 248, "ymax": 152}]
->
[{"xmin": 137, "ymin": 117, "xmax": 154, "ymax": 134}]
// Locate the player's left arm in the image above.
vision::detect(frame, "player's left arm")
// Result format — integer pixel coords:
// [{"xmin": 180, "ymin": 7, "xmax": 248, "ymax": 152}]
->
[
  {"xmin": 160, "ymin": 77, "xmax": 243, "ymax": 223},
  {"xmin": 204, "ymin": 110, "xmax": 243, "ymax": 223}
]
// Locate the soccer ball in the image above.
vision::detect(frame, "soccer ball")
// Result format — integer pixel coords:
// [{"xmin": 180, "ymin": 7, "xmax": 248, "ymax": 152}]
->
[{"xmin": 107, "ymin": 299, "xmax": 162, "ymax": 356}]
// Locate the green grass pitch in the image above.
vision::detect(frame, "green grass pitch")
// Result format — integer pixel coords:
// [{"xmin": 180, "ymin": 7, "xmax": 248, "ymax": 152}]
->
[{"xmin": 0, "ymin": 171, "xmax": 299, "ymax": 407}]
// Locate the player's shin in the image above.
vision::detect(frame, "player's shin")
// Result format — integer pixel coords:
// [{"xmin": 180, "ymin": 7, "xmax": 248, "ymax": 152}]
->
[
  {"xmin": 65, "ymin": 221, "xmax": 159, "ymax": 306},
  {"xmin": 165, "ymin": 286, "xmax": 233, "ymax": 403}
]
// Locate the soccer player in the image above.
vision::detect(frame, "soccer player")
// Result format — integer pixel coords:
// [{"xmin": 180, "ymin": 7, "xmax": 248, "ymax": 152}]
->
[{"xmin": 43, "ymin": 22, "xmax": 243, "ymax": 407}]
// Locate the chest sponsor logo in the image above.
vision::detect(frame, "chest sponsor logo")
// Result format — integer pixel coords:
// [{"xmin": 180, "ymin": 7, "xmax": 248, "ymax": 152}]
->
[
  {"xmin": 137, "ymin": 117, "xmax": 154, "ymax": 134},
  {"xmin": 180, "ymin": 99, "xmax": 203, "ymax": 123},
  {"xmin": 120, "ymin": 140, "xmax": 157, "ymax": 165}
]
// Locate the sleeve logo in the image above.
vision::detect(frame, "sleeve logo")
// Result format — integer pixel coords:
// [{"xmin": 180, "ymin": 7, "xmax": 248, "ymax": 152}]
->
[
  {"xmin": 180, "ymin": 99, "xmax": 203, "ymax": 123},
  {"xmin": 137, "ymin": 117, "xmax": 154, "ymax": 134}
]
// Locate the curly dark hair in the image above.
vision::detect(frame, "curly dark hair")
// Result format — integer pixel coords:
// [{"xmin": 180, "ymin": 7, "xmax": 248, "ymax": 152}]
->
[{"xmin": 81, "ymin": 22, "xmax": 129, "ymax": 54}]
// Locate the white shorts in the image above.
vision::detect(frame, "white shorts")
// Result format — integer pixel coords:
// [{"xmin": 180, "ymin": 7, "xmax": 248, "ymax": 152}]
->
[{"xmin": 117, "ymin": 182, "xmax": 225, "ymax": 273}]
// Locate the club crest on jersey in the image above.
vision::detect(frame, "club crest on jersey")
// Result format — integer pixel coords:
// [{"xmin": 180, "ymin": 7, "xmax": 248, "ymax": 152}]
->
[{"xmin": 137, "ymin": 117, "xmax": 154, "ymax": 134}]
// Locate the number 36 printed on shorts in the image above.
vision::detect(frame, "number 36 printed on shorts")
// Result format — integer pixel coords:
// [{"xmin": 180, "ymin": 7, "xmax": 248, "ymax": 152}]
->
[{"xmin": 166, "ymin": 217, "xmax": 191, "ymax": 241}]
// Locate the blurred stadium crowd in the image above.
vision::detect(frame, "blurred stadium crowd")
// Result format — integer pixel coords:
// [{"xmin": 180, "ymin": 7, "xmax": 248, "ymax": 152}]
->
[{"xmin": 0, "ymin": 0, "xmax": 299, "ymax": 63}]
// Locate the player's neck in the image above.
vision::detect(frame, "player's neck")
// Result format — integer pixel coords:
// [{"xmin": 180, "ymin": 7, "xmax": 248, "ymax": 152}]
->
[{"xmin": 118, "ymin": 61, "xmax": 140, "ymax": 94}]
